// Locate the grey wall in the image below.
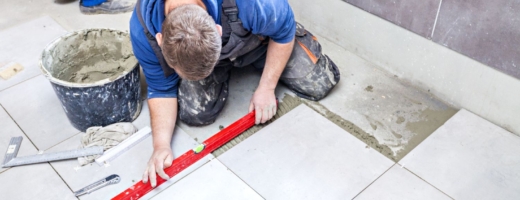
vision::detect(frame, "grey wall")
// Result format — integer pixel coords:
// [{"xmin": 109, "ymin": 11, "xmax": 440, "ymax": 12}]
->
[{"xmin": 343, "ymin": 0, "xmax": 520, "ymax": 80}]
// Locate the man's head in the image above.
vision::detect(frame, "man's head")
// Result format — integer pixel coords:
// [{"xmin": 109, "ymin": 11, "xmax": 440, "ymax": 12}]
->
[{"xmin": 158, "ymin": 4, "xmax": 222, "ymax": 81}]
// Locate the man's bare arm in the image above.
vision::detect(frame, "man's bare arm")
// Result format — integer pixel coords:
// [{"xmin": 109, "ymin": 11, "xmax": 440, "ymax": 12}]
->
[
  {"xmin": 249, "ymin": 38, "xmax": 295, "ymax": 123},
  {"xmin": 142, "ymin": 97, "xmax": 178, "ymax": 187}
]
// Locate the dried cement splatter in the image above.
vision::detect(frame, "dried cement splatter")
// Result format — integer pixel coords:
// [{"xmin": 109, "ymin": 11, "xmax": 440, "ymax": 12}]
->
[
  {"xmin": 365, "ymin": 85, "xmax": 374, "ymax": 92},
  {"xmin": 396, "ymin": 116, "xmax": 405, "ymax": 124}
]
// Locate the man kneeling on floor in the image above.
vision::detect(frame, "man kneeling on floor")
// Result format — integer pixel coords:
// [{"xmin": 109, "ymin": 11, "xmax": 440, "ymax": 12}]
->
[{"xmin": 130, "ymin": 0, "xmax": 340, "ymax": 187}]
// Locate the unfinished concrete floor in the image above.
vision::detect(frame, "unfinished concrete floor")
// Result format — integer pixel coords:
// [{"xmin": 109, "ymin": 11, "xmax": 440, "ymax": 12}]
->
[{"xmin": 1, "ymin": 1, "xmax": 519, "ymax": 199}]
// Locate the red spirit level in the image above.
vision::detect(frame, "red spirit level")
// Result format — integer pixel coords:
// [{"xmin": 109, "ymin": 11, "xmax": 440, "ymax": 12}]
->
[{"xmin": 112, "ymin": 111, "xmax": 256, "ymax": 200}]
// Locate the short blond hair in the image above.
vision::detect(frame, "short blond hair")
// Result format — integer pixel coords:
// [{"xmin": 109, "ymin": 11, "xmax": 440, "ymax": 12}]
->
[{"xmin": 161, "ymin": 4, "xmax": 221, "ymax": 81}]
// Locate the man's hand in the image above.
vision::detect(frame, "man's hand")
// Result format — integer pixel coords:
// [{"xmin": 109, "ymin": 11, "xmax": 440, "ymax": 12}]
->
[
  {"xmin": 249, "ymin": 39, "xmax": 294, "ymax": 124},
  {"xmin": 145, "ymin": 98, "xmax": 177, "ymax": 187},
  {"xmin": 142, "ymin": 145, "xmax": 174, "ymax": 188},
  {"xmin": 249, "ymin": 86, "xmax": 277, "ymax": 124}
]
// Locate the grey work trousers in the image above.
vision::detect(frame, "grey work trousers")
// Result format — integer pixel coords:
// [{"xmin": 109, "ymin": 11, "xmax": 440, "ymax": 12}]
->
[{"xmin": 178, "ymin": 24, "xmax": 341, "ymax": 126}]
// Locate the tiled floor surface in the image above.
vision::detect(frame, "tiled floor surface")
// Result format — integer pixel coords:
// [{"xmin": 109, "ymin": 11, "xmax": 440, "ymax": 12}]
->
[
  {"xmin": 1, "ymin": 2, "xmax": 519, "ymax": 200},
  {"xmin": 218, "ymin": 105, "xmax": 394, "ymax": 199}
]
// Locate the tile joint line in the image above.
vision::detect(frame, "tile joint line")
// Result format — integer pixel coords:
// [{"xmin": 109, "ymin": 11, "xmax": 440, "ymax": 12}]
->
[
  {"xmin": 400, "ymin": 164, "xmax": 455, "ymax": 200},
  {"xmin": 351, "ymin": 163, "xmax": 396, "ymax": 199},
  {"xmin": 48, "ymin": 163, "xmax": 77, "ymax": 197},
  {"xmin": 0, "ymin": 74, "xmax": 41, "ymax": 93},
  {"xmin": 0, "ymin": 104, "xmax": 40, "ymax": 151},
  {"xmin": 216, "ymin": 158, "xmax": 267, "ymax": 199},
  {"xmin": 44, "ymin": 131, "xmax": 83, "ymax": 152},
  {"xmin": 431, "ymin": 0, "xmax": 443, "ymax": 38}
]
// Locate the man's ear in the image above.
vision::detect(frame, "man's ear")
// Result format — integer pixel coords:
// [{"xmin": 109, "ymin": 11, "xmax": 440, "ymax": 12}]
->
[
  {"xmin": 216, "ymin": 25, "xmax": 222, "ymax": 36},
  {"xmin": 156, "ymin": 33, "xmax": 163, "ymax": 47}
]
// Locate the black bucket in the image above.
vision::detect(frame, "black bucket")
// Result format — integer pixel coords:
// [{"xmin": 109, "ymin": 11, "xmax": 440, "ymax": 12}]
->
[{"xmin": 40, "ymin": 29, "xmax": 142, "ymax": 132}]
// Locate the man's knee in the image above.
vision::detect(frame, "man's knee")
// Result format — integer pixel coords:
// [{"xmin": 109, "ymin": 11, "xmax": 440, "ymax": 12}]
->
[
  {"xmin": 177, "ymin": 79, "xmax": 229, "ymax": 126},
  {"xmin": 178, "ymin": 93, "xmax": 227, "ymax": 126},
  {"xmin": 281, "ymin": 23, "xmax": 340, "ymax": 101},
  {"xmin": 178, "ymin": 104, "xmax": 220, "ymax": 126},
  {"xmin": 282, "ymin": 55, "xmax": 340, "ymax": 101}
]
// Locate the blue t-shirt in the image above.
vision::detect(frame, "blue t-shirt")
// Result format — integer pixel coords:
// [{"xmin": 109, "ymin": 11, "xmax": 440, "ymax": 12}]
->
[{"xmin": 129, "ymin": 0, "xmax": 296, "ymax": 99}]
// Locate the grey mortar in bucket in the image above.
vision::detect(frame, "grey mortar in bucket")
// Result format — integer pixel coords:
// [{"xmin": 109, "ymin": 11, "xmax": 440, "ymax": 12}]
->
[{"xmin": 40, "ymin": 29, "xmax": 142, "ymax": 132}]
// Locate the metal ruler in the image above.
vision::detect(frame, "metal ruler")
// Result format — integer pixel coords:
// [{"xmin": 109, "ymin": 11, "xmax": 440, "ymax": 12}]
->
[
  {"xmin": 3, "ymin": 136, "xmax": 22, "ymax": 166},
  {"xmin": 95, "ymin": 126, "xmax": 152, "ymax": 165},
  {"xmin": 2, "ymin": 136, "xmax": 104, "ymax": 168}
]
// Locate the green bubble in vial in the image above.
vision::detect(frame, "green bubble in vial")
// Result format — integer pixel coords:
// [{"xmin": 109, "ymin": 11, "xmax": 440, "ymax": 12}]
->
[{"xmin": 193, "ymin": 144, "xmax": 205, "ymax": 154}]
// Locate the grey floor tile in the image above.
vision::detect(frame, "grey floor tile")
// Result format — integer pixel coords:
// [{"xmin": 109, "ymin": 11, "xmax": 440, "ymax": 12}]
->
[
  {"xmin": 178, "ymin": 66, "xmax": 293, "ymax": 142},
  {"xmin": 400, "ymin": 109, "xmax": 520, "ymax": 199},
  {"xmin": 0, "ymin": 105, "xmax": 38, "ymax": 173},
  {"xmin": 48, "ymin": 126, "xmax": 211, "ymax": 200},
  {"xmin": 0, "ymin": 16, "xmax": 67, "ymax": 91},
  {"xmin": 219, "ymin": 105, "xmax": 394, "ymax": 199},
  {"xmin": 0, "ymin": 163, "xmax": 76, "ymax": 200},
  {"xmin": 0, "ymin": 75, "xmax": 79, "ymax": 150},
  {"xmin": 151, "ymin": 159, "xmax": 263, "ymax": 200},
  {"xmin": 432, "ymin": 0, "xmax": 520, "ymax": 79},
  {"xmin": 344, "ymin": 0, "xmax": 440, "ymax": 38},
  {"xmin": 355, "ymin": 165, "xmax": 451, "ymax": 200}
]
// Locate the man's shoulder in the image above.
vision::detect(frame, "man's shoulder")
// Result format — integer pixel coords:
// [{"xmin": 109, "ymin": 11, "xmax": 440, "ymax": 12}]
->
[
  {"xmin": 129, "ymin": 12, "xmax": 147, "ymax": 47},
  {"xmin": 234, "ymin": 0, "xmax": 295, "ymax": 42},
  {"xmin": 236, "ymin": 0, "xmax": 291, "ymax": 14},
  {"xmin": 235, "ymin": 0, "xmax": 292, "ymax": 26}
]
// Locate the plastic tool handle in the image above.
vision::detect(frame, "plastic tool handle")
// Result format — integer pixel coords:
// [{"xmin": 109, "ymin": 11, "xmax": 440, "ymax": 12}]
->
[{"xmin": 112, "ymin": 111, "xmax": 257, "ymax": 200}]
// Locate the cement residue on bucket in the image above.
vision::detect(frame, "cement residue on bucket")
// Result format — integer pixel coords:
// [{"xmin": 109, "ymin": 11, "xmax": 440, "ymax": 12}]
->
[{"xmin": 42, "ymin": 29, "xmax": 137, "ymax": 84}]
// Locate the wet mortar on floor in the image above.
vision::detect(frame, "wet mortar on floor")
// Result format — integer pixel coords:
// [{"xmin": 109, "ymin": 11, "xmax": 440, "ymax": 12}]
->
[{"xmin": 215, "ymin": 92, "xmax": 456, "ymax": 162}]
